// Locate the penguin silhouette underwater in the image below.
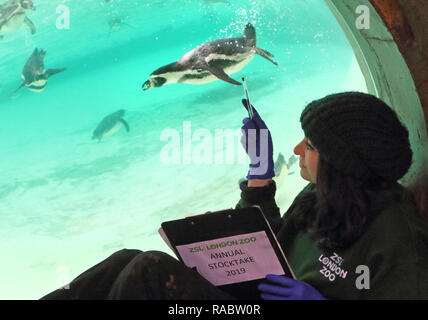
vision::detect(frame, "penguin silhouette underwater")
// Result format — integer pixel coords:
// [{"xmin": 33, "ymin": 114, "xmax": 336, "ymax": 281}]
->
[
  {"xmin": 92, "ymin": 109, "xmax": 130, "ymax": 142},
  {"xmin": 142, "ymin": 22, "xmax": 278, "ymax": 90},
  {"xmin": 10, "ymin": 48, "xmax": 66, "ymax": 97},
  {"xmin": 0, "ymin": 0, "xmax": 36, "ymax": 39}
]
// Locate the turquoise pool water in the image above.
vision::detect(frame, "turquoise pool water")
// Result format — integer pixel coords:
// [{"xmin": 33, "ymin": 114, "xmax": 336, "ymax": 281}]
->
[{"xmin": 0, "ymin": 0, "xmax": 366, "ymax": 299}]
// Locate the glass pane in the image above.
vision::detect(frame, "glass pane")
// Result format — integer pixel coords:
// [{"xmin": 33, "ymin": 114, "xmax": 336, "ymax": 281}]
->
[{"xmin": 0, "ymin": 0, "xmax": 367, "ymax": 299}]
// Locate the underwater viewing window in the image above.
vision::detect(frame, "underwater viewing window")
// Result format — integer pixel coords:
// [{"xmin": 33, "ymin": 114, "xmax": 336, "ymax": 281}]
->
[{"xmin": 0, "ymin": 0, "xmax": 367, "ymax": 299}]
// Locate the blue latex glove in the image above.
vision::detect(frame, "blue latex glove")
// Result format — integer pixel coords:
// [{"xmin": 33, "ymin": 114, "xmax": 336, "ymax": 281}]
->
[
  {"xmin": 258, "ymin": 274, "xmax": 326, "ymax": 300},
  {"xmin": 240, "ymin": 99, "xmax": 274, "ymax": 180}
]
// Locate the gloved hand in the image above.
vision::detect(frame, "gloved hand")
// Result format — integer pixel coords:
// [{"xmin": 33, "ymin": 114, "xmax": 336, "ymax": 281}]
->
[
  {"xmin": 240, "ymin": 99, "xmax": 274, "ymax": 180},
  {"xmin": 258, "ymin": 274, "xmax": 326, "ymax": 300}
]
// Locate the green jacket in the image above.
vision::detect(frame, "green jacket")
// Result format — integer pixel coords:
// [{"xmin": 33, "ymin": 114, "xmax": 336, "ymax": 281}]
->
[{"xmin": 235, "ymin": 180, "xmax": 428, "ymax": 299}]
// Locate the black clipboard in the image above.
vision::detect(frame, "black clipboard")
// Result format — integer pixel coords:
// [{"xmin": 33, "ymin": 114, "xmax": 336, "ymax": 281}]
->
[{"xmin": 159, "ymin": 206, "xmax": 295, "ymax": 299}]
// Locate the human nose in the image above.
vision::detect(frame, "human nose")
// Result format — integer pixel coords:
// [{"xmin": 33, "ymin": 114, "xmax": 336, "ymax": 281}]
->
[{"xmin": 294, "ymin": 139, "xmax": 305, "ymax": 156}]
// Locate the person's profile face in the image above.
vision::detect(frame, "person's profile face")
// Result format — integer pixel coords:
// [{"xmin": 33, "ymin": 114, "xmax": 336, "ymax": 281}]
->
[{"xmin": 293, "ymin": 138, "xmax": 319, "ymax": 183}]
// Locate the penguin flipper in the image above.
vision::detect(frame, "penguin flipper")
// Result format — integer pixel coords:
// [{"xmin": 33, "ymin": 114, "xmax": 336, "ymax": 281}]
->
[
  {"xmin": 119, "ymin": 119, "xmax": 130, "ymax": 132},
  {"xmin": 204, "ymin": 64, "xmax": 242, "ymax": 86},
  {"xmin": 9, "ymin": 83, "xmax": 24, "ymax": 99},
  {"xmin": 255, "ymin": 47, "xmax": 278, "ymax": 66},
  {"xmin": 45, "ymin": 68, "xmax": 67, "ymax": 79},
  {"xmin": 24, "ymin": 16, "xmax": 36, "ymax": 34}
]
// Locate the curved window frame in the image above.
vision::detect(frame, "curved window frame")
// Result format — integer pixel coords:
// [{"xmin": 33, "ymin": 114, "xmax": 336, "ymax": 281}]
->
[{"xmin": 325, "ymin": 0, "xmax": 428, "ymax": 185}]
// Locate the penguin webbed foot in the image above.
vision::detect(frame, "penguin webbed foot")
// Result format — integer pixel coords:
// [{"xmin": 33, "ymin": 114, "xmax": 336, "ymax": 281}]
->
[{"xmin": 255, "ymin": 47, "xmax": 278, "ymax": 66}]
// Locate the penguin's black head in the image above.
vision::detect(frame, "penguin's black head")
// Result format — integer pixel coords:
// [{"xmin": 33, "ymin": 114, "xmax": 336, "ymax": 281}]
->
[
  {"xmin": 21, "ymin": 0, "xmax": 35, "ymax": 10},
  {"xmin": 142, "ymin": 76, "xmax": 167, "ymax": 90},
  {"xmin": 116, "ymin": 109, "xmax": 126, "ymax": 117}
]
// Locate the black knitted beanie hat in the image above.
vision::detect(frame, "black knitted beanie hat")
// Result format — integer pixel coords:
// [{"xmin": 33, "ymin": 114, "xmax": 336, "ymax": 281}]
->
[{"xmin": 300, "ymin": 92, "xmax": 413, "ymax": 182}]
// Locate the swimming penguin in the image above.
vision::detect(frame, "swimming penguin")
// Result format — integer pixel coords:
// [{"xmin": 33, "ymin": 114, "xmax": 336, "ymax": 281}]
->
[
  {"xmin": 0, "ymin": 0, "xmax": 35, "ymax": 39},
  {"xmin": 238, "ymin": 153, "xmax": 297, "ymax": 187},
  {"xmin": 107, "ymin": 17, "xmax": 134, "ymax": 37},
  {"xmin": 92, "ymin": 109, "xmax": 130, "ymax": 141},
  {"xmin": 274, "ymin": 153, "xmax": 287, "ymax": 177},
  {"xmin": 286, "ymin": 154, "xmax": 298, "ymax": 170},
  {"xmin": 11, "ymin": 48, "xmax": 67, "ymax": 96},
  {"xmin": 142, "ymin": 23, "xmax": 277, "ymax": 90},
  {"xmin": 272, "ymin": 154, "xmax": 298, "ymax": 188}
]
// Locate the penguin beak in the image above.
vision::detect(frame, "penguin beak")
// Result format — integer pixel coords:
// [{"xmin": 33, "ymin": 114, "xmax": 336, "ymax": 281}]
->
[{"xmin": 142, "ymin": 80, "xmax": 151, "ymax": 91}]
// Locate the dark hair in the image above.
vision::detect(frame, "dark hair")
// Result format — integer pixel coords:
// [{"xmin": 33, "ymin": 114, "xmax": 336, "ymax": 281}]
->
[{"xmin": 292, "ymin": 157, "xmax": 402, "ymax": 251}]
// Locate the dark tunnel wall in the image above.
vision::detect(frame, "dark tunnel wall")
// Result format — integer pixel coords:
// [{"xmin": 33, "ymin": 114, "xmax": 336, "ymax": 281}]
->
[
  {"xmin": 369, "ymin": 0, "xmax": 428, "ymax": 126},
  {"xmin": 369, "ymin": 0, "xmax": 428, "ymax": 221}
]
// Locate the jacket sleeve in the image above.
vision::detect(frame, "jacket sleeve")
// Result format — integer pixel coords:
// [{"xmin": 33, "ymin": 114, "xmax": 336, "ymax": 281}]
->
[{"xmin": 235, "ymin": 180, "xmax": 283, "ymax": 234}]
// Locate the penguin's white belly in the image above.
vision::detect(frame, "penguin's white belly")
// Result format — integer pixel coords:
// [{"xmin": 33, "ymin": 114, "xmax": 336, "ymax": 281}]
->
[
  {"xmin": 177, "ymin": 52, "xmax": 255, "ymax": 85},
  {"xmin": 27, "ymin": 79, "xmax": 47, "ymax": 92},
  {"xmin": 0, "ymin": 13, "xmax": 25, "ymax": 35},
  {"xmin": 103, "ymin": 122, "xmax": 122, "ymax": 137}
]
